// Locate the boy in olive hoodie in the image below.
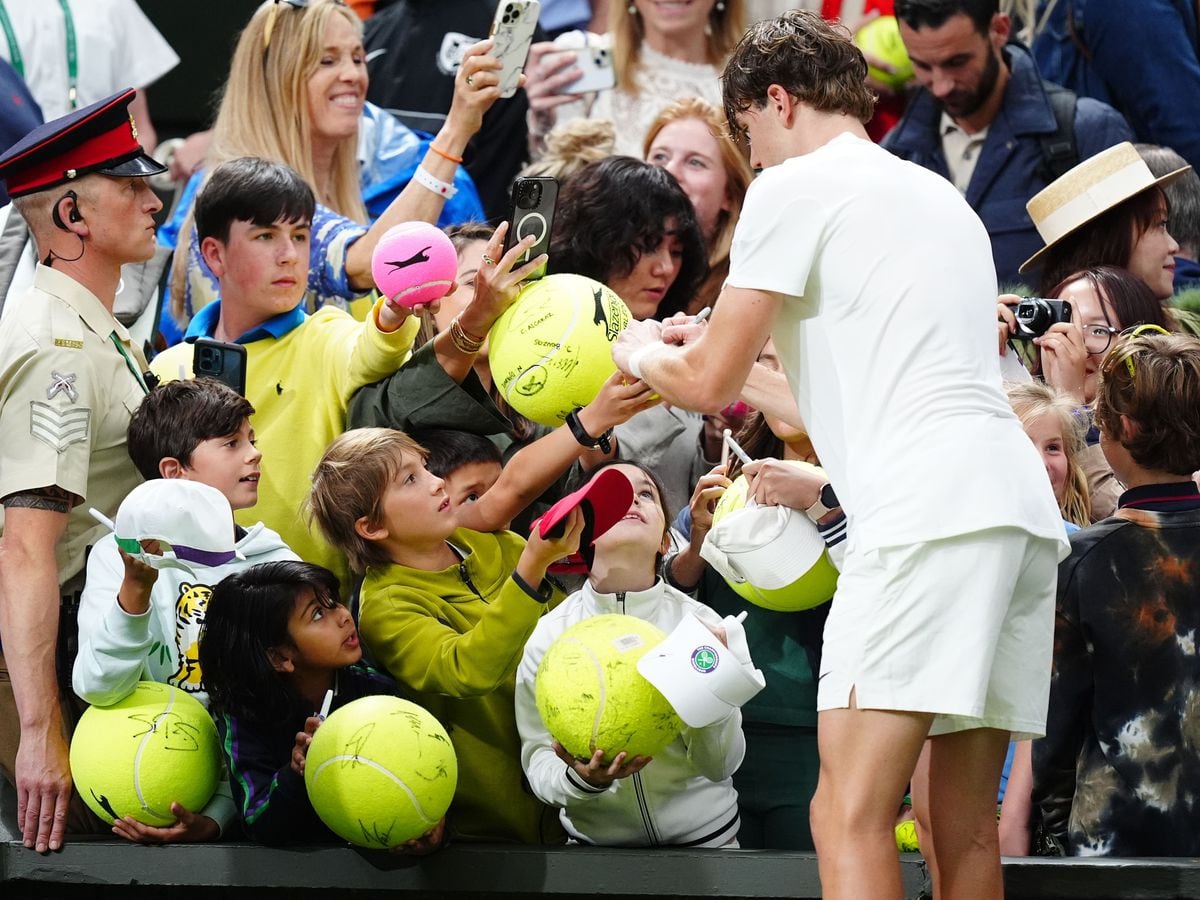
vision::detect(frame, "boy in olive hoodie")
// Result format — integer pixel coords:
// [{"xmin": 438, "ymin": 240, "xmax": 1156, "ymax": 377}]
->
[{"xmin": 310, "ymin": 358, "xmax": 655, "ymax": 843}]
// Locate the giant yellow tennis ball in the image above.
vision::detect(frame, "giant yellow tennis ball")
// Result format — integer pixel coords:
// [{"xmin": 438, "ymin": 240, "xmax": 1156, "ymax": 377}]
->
[
  {"xmin": 536, "ymin": 615, "xmax": 682, "ymax": 764},
  {"xmin": 69, "ymin": 682, "xmax": 220, "ymax": 826},
  {"xmin": 855, "ymin": 16, "xmax": 914, "ymax": 89},
  {"xmin": 488, "ymin": 273, "xmax": 632, "ymax": 426},
  {"xmin": 708, "ymin": 461, "xmax": 839, "ymax": 612},
  {"xmin": 305, "ymin": 695, "xmax": 457, "ymax": 849}
]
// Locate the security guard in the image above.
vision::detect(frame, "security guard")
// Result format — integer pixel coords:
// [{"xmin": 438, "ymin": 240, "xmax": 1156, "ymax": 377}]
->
[{"xmin": 0, "ymin": 89, "xmax": 164, "ymax": 853}]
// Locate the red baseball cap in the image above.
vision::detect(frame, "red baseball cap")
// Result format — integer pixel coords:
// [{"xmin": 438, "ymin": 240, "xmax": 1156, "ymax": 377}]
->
[
  {"xmin": 532, "ymin": 467, "xmax": 634, "ymax": 573},
  {"xmin": 0, "ymin": 88, "xmax": 166, "ymax": 199}
]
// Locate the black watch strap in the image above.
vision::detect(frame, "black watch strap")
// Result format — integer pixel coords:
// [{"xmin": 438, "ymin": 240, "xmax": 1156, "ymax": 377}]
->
[{"xmin": 566, "ymin": 408, "xmax": 612, "ymax": 454}]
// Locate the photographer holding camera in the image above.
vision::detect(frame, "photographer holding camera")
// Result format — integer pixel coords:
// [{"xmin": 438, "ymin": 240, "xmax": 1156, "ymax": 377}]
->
[{"xmin": 997, "ymin": 265, "xmax": 1176, "ymax": 519}]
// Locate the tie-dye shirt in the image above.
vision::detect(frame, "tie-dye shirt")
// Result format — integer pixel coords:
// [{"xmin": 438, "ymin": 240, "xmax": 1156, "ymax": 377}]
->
[{"xmin": 1034, "ymin": 482, "xmax": 1200, "ymax": 856}]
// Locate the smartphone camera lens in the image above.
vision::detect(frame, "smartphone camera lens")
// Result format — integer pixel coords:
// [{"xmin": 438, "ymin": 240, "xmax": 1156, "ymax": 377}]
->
[{"xmin": 516, "ymin": 180, "xmax": 541, "ymax": 208}]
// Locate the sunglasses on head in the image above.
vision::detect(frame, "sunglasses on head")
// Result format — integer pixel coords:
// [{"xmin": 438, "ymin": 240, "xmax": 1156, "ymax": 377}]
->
[
  {"xmin": 1120, "ymin": 323, "xmax": 1172, "ymax": 380},
  {"xmin": 263, "ymin": 0, "xmax": 347, "ymax": 53}
]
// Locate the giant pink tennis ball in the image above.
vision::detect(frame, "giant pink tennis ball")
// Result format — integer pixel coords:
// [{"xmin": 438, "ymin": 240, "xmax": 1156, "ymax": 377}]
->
[{"xmin": 370, "ymin": 221, "xmax": 458, "ymax": 308}]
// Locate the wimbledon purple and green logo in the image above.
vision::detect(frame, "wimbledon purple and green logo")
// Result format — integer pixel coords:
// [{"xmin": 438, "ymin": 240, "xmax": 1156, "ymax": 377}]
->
[{"xmin": 690, "ymin": 646, "xmax": 719, "ymax": 674}]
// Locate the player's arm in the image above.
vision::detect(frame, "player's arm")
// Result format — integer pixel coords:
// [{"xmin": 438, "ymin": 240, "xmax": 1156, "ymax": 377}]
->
[
  {"xmin": 0, "ymin": 488, "xmax": 74, "ymax": 852},
  {"xmin": 612, "ymin": 285, "xmax": 781, "ymax": 414}
]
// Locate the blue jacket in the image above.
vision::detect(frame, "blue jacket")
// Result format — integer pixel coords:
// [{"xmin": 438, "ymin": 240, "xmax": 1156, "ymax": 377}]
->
[
  {"xmin": 1033, "ymin": 0, "xmax": 1200, "ymax": 172},
  {"xmin": 883, "ymin": 44, "xmax": 1132, "ymax": 288},
  {"xmin": 1177, "ymin": 256, "xmax": 1200, "ymax": 293}
]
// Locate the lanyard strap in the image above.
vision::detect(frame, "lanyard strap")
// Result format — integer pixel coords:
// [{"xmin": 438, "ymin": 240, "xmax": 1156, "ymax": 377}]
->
[
  {"xmin": 0, "ymin": 3, "xmax": 21, "ymax": 80},
  {"xmin": 109, "ymin": 332, "xmax": 150, "ymax": 395},
  {"xmin": 0, "ymin": 0, "xmax": 78, "ymax": 109}
]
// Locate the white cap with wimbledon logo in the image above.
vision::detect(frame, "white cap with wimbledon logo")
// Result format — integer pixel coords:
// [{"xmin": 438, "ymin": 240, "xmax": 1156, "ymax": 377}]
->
[{"xmin": 637, "ymin": 612, "xmax": 766, "ymax": 728}]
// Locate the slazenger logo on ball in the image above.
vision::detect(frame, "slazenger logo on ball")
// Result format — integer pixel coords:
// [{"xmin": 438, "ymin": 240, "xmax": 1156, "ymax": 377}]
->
[{"xmin": 691, "ymin": 646, "xmax": 719, "ymax": 674}]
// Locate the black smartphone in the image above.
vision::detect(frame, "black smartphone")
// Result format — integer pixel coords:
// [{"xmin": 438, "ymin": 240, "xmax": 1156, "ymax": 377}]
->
[
  {"xmin": 503, "ymin": 176, "xmax": 558, "ymax": 281},
  {"xmin": 193, "ymin": 338, "xmax": 248, "ymax": 396}
]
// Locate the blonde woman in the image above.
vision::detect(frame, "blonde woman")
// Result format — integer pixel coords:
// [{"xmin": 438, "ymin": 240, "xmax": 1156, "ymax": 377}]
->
[
  {"xmin": 1006, "ymin": 381, "xmax": 1092, "ymax": 529},
  {"xmin": 644, "ymin": 97, "xmax": 752, "ymax": 314},
  {"xmin": 525, "ymin": 0, "xmax": 747, "ymax": 157},
  {"xmin": 519, "ymin": 118, "xmax": 616, "ymax": 181},
  {"xmin": 160, "ymin": 0, "xmax": 499, "ymax": 341}
]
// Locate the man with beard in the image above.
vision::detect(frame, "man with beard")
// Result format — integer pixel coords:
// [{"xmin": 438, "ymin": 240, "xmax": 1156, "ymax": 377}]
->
[{"xmin": 882, "ymin": 0, "xmax": 1130, "ymax": 288}]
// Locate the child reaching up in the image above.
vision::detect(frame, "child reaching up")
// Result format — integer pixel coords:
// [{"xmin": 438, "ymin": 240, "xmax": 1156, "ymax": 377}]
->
[
  {"xmin": 309, "ymin": 428, "xmax": 591, "ymax": 844},
  {"xmin": 198, "ymin": 560, "xmax": 443, "ymax": 852},
  {"xmin": 515, "ymin": 461, "xmax": 746, "ymax": 847}
]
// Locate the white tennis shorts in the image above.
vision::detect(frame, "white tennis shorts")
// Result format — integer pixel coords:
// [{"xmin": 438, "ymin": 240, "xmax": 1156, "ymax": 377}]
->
[{"xmin": 816, "ymin": 527, "xmax": 1060, "ymax": 739}]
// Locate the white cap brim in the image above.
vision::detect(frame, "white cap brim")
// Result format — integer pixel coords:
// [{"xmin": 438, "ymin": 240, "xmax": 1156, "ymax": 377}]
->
[{"xmin": 637, "ymin": 614, "xmax": 765, "ymax": 728}]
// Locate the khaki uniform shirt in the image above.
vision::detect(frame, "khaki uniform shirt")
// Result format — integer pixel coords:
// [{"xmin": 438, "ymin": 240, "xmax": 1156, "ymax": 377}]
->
[{"xmin": 0, "ymin": 265, "xmax": 146, "ymax": 584}]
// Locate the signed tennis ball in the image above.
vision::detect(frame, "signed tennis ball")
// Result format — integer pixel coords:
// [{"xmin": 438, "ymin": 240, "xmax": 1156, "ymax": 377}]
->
[
  {"xmin": 489, "ymin": 273, "xmax": 632, "ymax": 426},
  {"xmin": 69, "ymin": 682, "xmax": 220, "ymax": 826},
  {"xmin": 536, "ymin": 615, "xmax": 682, "ymax": 764},
  {"xmin": 370, "ymin": 221, "xmax": 457, "ymax": 308},
  {"xmin": 707, "ymin": 461, "xmax": 839, "ymax": 612},
  {"xmin": 305, "ymin": 695, "xmax": 457, "ymax": 849},
  {"xmin": 855, "ymin": 16, "xmax": 914, "ymax": 89}
]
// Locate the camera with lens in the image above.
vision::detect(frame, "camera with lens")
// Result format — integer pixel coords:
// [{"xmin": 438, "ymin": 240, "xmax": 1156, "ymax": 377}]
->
[{"xmin": 1011, "ymin": 298, "xmax": 1072, "ymax": 340}]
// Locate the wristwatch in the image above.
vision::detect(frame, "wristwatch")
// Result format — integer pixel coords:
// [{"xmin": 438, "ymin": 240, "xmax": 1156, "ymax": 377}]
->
[
  {"xmin": 805, "ymin": 482, "xmax": 839, "ymax": 523},
  {"xmin": 566, "ymin": 408, "xmax": 613, "ymax": 454}
]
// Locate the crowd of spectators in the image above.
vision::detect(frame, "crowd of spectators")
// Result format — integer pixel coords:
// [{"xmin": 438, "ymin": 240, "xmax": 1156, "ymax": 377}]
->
[{"xmin": 1, "ymin": 0, "xmax": 1200, "ymax": 890}]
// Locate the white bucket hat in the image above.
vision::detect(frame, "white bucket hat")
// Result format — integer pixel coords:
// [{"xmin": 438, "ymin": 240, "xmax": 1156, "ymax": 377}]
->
[
  {"xmin": 1020, "ymin": 141, "xmax": 1192, "ymax": 274},
  {"xmin": 637, "ymin": 612, "xmax": 765, "ymax": 728},
  {"xmin": 90, "ymin": 480, "xmax": 243, "ymax": 575}
]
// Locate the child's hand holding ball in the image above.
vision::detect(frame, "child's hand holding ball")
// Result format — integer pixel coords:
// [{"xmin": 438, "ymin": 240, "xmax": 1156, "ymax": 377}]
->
[{"xmin": 291, "ymin": 714, "xmax": 322, "ymax": 776}]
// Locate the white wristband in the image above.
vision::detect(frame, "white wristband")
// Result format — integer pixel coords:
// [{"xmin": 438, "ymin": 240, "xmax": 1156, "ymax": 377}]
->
[
  {"xmin": 627, "ymin": 342, "xmax": 660, "ymax": 382},
  {"xmin": 413, "ymin": 165, "xmax": 458, "ymax": 199}
]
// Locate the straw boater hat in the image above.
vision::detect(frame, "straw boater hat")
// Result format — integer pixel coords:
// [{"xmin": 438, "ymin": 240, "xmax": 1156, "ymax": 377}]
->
[{"xmin": 1019, "ymin": 141, "xmax": 1193, "ymax": 274}]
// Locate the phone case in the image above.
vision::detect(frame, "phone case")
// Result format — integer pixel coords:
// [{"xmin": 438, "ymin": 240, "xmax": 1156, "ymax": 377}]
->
[
  {"xmin": 503, "ymin": 176, "xmax": 558, "ymax": 280},
  {"xmin": 489, "ymin": 0, "xmax": 541, "ymax": 99},
  {"xmin": 193, "ymin": 339, "xmax": 248, "ymax": 397},
  {"xmin": 554, "ymin": 43, "xmax": 615, "ymax": 94}
]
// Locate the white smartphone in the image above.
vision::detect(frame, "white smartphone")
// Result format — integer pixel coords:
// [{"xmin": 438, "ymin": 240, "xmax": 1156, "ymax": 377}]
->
[
  {"xmin": 489, "ymin": 0, "xmax": 540, "ymax": 99},
  {"xmin": 551, "ymin": 42, "xmax": 615, "ymax": 94}
]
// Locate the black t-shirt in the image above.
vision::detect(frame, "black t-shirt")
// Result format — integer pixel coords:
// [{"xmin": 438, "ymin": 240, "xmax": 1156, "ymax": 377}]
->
[{"xmin": 365, "ymin": 0, "xmax": 543, "ymax": 221}]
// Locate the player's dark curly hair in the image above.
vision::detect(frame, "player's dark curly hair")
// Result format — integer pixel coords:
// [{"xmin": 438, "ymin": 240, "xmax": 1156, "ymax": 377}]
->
[
  {"xmin": 549, "ymin": 156, "xmax": 707, "ymax": 319},
  {"xmin": 199, "ymin": 560, "xmax": 342, "ymax": 727},
  {"xmin": 722, "ymin": 10, "xmax": 875, "ymax": 134}
]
